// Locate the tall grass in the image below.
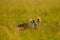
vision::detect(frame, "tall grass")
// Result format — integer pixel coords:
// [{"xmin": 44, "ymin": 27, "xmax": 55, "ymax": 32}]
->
[{"xmin": 0, "ymin": 0, "xmax": 60, "ymax": 40}]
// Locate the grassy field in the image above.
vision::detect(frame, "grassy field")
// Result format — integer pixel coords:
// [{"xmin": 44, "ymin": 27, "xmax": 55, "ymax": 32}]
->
[{"xmin": 0, "ymin": 0, "xmax": 60, "ymax": 40}]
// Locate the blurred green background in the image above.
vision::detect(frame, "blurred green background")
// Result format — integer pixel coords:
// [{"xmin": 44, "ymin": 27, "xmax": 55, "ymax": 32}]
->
[{"xmin": 0, "ymin": 0, "xmax": 60, "ymax": 40}]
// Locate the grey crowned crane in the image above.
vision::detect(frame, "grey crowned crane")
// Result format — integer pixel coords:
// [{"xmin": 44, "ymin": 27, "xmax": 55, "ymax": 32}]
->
[
  {"xmin": 36, "ymin": 17, "xmax": 41, "ymax": 29},
  {"xmin": 29, "ymin": 19, "xmax": 36, "ymax": 28}
]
